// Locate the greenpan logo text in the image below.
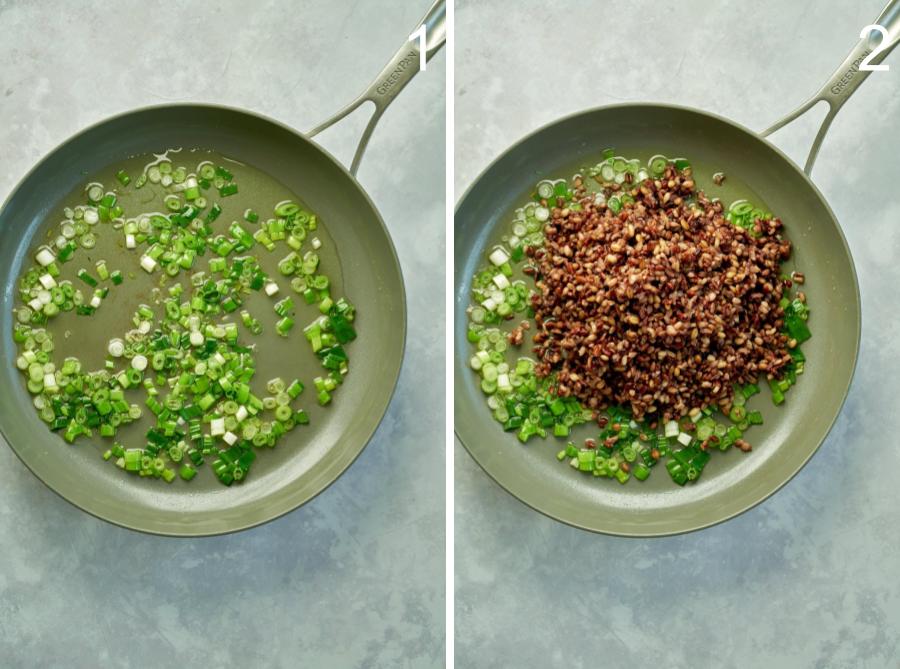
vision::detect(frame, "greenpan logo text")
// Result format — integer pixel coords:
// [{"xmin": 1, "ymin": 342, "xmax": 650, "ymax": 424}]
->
[
  {"xmin": 831, "ymin": 50, "xmax": 871, "ymax": 95},
  {"xmin": 376, "ymin": 51, "xmax": 418, "ymax": 96}
]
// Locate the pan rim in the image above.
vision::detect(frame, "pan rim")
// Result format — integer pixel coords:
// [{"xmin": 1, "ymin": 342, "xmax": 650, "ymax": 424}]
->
[
  {"xmin": 0, "ymin": 102, "xmax": 408, "ymax": 537},
  {"xmin": 454, "ymin": 101, "xmax": 861, "ymax": 537}
]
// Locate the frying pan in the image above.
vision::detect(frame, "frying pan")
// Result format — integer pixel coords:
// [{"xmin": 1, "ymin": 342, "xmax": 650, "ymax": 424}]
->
[
  {"xmin": 455, "ymin": 1, "xmax": 899, "ymax": 536},
  {"xmin": 0, "ymin": 1, "xmax": 445, "ymax": 536}
]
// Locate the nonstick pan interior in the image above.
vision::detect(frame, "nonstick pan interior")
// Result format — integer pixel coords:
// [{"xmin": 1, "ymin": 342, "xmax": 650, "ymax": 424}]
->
[
  {"xmin": 0, "ymin": 104, "xmax": 406, "ymax": 536},
  {"xmin": 454, "ymin": 104, "xmax": 859, "ymax": 536}
]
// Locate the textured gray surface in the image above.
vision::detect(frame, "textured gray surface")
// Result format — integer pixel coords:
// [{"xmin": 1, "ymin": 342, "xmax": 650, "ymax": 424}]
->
[
  {"xmin": 0, "ymin": 1, "xmax": 444, "ymax": 668},
  {"xmin": 455, "ymin": 1, "xmax": 899, "ymax": 667}
]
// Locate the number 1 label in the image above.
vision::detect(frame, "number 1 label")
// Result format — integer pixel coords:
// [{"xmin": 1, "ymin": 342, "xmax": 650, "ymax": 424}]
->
[{"xmin": 410, "ymin": 24, "xmax": 427, "ymax": 72}]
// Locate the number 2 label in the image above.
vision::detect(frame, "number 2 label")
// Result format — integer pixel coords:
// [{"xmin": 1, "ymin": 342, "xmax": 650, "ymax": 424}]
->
[
  {"xmin": 859, "ymin": 24, "xmax": 890, "ymax": 72},
  {"xmin": 409, "ymin": 24, "xmax": 427, "ymax": 72}
]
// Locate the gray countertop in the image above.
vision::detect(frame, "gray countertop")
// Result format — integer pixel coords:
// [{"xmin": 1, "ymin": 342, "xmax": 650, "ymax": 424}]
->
[
  {"xmin": 455, "ymin": 1, "xmax": 899, "ymax": 667},
  {"xmin": 0, "ymin": 2, "xmax": 444, "ymax": 667}
]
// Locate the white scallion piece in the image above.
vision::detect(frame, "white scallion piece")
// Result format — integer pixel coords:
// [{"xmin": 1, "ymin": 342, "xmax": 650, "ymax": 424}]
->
[
  {"xmin": 126, "ymin": 233, "xmax": 136, "ymax": 249},
  {"xmin": 38, "ymin": 274, "xmax": 56, "ymax": 289},
  {"xmin": 497, "ymin": 373, "xmax": 512, "ymax": 393},
  {"xmin": 223, "ymin": 431, "xmax": 238, "ymax": 446},
  {"xmin": 35, "ymin": 247, "xmax": 56, "ymax": 266},
  {"xmin": 536, "ymin": 181, "xmax": 555, "ymax": 199},
  {"xmin": 492, "ymin": 274, "xmax": 510, "ymax": 289},
  {"xmin": 189, "ymin": 331, "xmax": 204, "ymax": 347},
  {"xmin": 210, "ymin": 417, "xmax": 225, "ymax": 436},
  {"xmin": 140, "ymin": 255, "xmax": 157, "ymax": 273},
  {"xmin": 481, "ymin": 298, "xmax": 497, "ymax": 312},
  {"xmin": 86, "ymin": 184, "xmax": 103, "ymax": 202},
  {"xmin": 235, "ymin": 406, "xmax": 248, "ymax": 422},
  {"xmin": 311, "ymin": 237, "xmax": 322, "ymax": 250},
  {"xmin": 83, "ymin": 209, "xmax": 99, "ymax": 225},
  {"xmin": 264, "ymin": 281, "xmax": 279, "ymax": 296},
  {"xmin": 131, "ymin": 354, "xmax": 148, "ymax": 371},
  {"xmin": 108, "ymin": 338, "xmax": 125, "ymax": 357},
  {"xmin": 534, "ymin": 206, "xmax": 550, "ymax": 222},
  {"xmin": 664, "ymin": 420, "xmax": 679, "ymax": 438},
  {"xmin": 89, "ymin": 295, "xmax": 102, "ymax": 309},
  {"xmin": 677, "ymin": 432, "xmax": 692, "ymax": 446},
  {"xmin": 488, "ymin": 247, "xmax": 509, "ymax": 266}
]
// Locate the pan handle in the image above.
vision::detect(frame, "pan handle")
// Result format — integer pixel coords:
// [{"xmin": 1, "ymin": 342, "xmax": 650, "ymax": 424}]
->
[
  {"xmin": 307, "ymin": 0, "xmax": 446, "ymax": 177},
  {"xmin": 760, "ymin": 0, "xmax": 900, "ymax": 175}
]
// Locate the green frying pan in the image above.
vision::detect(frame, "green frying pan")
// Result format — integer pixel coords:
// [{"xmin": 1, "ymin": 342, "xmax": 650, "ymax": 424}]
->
[
  {"xmin": 0, "ymin": 1, "xmax": 445, "ymax": 536},
  {"xmin": 455, "ymin": 2, "xmax": 899, "ymax": 536}
]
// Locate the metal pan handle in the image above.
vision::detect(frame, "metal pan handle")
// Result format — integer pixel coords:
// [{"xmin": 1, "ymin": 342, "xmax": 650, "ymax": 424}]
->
[
  {"xmin": 761, "ymin": 0, "xmax": 900, "ymax": 175},
  {"xmin": 307, "ymin": 0, "xmax": 446, "ymax": 177}
]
